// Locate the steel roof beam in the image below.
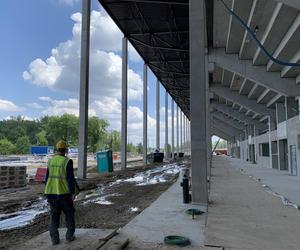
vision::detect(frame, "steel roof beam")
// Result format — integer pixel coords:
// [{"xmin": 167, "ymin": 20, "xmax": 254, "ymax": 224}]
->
[
  {"xmin": 130, "ymin": 37, "xmax": 188, "ymax": 52},
  {"xmin": 130, "ymin": 30, "xmax": 189, "ymax": 36},
  {"xmin": 149, "ymin": 63, "xmax": 189, "ymax": 76},
  {"xmin": 209, "ymin": 48, "xmax": 300, "ymax": 96},
  {"xmin": 149, "ymin": 59, "xmax": 189, "ymax": 63},
  {"xmin": 109, "ymin": 0, "xmax": 189, "ymax": 5}
]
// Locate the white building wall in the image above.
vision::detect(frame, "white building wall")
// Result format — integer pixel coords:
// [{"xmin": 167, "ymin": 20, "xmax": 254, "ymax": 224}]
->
[
  {"xmin": 231, "ymin": 115, "xmax": 300, "ymax": 175},
  {"xmin": 287, "ymin": 116, "xmax": 300, "ymax": 175}
]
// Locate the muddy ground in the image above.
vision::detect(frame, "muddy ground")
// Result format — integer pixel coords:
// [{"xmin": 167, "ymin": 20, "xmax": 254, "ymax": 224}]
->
[{"xmin": 0, "ymin": 161, "xmax": 186, "ymax": 250}]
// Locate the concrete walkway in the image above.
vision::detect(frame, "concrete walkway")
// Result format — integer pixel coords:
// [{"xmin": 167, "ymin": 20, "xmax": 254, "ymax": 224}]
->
[
  {"xmin": 123, "ymin": 173, "xmax": 207, "ymax": 247},
  {"xmin": 226, "ymin": 156, "xmax": 300, "ymax": 207},
  {"xmin": 12, "ymin": 228, "xmax": 115, "ymax": 250},
  {"xmin": 205, "ymin": 156, "xmax": 300, "ymax": 250}
]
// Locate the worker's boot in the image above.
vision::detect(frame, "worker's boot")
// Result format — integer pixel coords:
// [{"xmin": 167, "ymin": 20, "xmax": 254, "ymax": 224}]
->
[
  {"xmin": 66, "ymin": 235, "xmax": 75, "ymax": 242},
  {"xmin": 52, "ymin": 239, "xmax": 60, "ymax": 245}
]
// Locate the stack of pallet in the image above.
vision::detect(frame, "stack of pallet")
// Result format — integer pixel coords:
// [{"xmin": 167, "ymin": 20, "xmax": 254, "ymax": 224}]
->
[{"xmin": 0, "ymin": 165, "xmax": 27, "ymax": 189}]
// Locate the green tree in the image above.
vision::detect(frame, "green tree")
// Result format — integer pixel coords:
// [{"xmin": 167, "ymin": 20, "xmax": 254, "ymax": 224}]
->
[
  {"xmin": 127, "ymin": 142, "xmax": 137, "ymax": 153},
  {"xmin": 165, "ymin": 144, "xmax": 171, "ymax": 154},
  {"xmin": 45, "ymin": 114, "xmax": 79, "ymax": 146},
  {"xmin": 36, "ymin": 130, "xmax": 48, "ymax": 146},
  {"xmin": 15, "ymin": 136, "xmax": 31, "ymax": 154},
  {"xmin": 136, "ymin": 142, "xmax": 143, "ymax": 154},
  {"xmin": 108, "ymin": 130, "xmax": 121, "ymax": 152},
  {"xmin": 88, "ymin": 117, "xmax": 109, "ymax": 152},
  {"xmin": 0, "ymin": 139, "xmax": 16, "ymax": 155},
  {"xmin": 212, "ymin": 139, "xmax": 227, "ymax": 150}
]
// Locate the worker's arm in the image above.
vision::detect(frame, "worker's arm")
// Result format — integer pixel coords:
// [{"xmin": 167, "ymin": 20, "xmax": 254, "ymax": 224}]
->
[
  {"xmin": 66, "ymin": 159, "xmax": 75, "ymax": 195},
  {"xmin": 44, "ymin": 160, "xmax": 50, "ymax": 184}
]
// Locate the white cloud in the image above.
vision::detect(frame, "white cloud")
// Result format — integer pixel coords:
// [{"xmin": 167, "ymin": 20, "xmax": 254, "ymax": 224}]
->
[
  {"xmin": 59, "ymin": 0, "xmax": 80, "ymax": 6},
  {"xmin": 23, "ymin": 10, "xmax": 143, "ymax": 100},
  {"xmin": 4, "ymin": 115, "xmax": 34, "ymax": 121},
  {"xmin": 37, "ymin": 96, "xmax": 156, "ymax": 144},
  {"xmin": 39, "ymin": 96, "xmax": 82, "ymax": 116},
  {"xmin": 0, "ymin": 99, "xmax": 23, "ymax": 112},
  {"xmin": 128, "ymin": 43, "xmax": 142, "ymax": 62},
  {"xmin": 27, "ymin": 102, "xmax": 44, "ymax": 109}
]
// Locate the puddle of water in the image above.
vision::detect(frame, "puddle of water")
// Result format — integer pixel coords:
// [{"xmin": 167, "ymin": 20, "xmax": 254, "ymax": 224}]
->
[
  {"xmin": 0, "ymin": 198, "xmax": 48, "ymax": 231},
  {"xmin": 0, "ymin": 163, "xmax": 183, "ymax": 230},
  {"xmin": 110, "ymin": 164, "xmax": 181, "ymax": 187},
  {"xmin": 83, "ymin": 193, "xmax": 120, "ymax": 206},
  {"xmin": 129, "ymin": 207, "xmax": 139, "ymax": 212}
]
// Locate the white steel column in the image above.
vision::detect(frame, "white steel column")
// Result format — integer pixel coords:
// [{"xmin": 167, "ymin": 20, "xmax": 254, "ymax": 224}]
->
[
  {"xmin": 268, "ymin": 116, "xmax": 273, "ymax": 169},
  {"xmin": 121, "ymin": 37, "xmax": 128, "ymax": 170},
  {"xmin": 177, "ymin": 104, "xmax": 179, "ymax": 155},
  {"xmin": 184, "ymin": 115, "xmax": 187, "ymax": 153},
  {"xmin": 180, "ymin": 110, "xmax": 183, "ymax": 152},
  {"xmin": 156, "ymin": 80, "xmax": 160, "ymax": 151},
  {"xmin": 171, "ymin": 99, "xmax": 175, "ymax": 159},
  {"xmin": 188, "ymin": 120, "xmax": 191, "ymax": 155},
  {"xmin": 190, "ymin": 0, "xmax": 208, "ymax": 204},
  {"xmin": 253, "ymin": 124, "xmax": 257, "ymax": 163},
  {"xmin": 183, "ymin": 115, "xmax": 185, "ymax": 153},
  {"xmin": 165, "ymin": 91, "xmax": 169, "ymax": 159},
  {"xmin": 78, "ymin": 0, "xmax": 91, "ymax": 179},
  {"xmin": 143, "ymin": 64, "xmax": 147, "ymax": 164}
]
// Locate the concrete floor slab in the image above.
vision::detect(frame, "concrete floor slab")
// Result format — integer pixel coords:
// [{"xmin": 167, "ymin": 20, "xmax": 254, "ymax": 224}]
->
[
  {"xmin": 205, "ymin": 156, "xmax": 300, "ymax": 250},
  {"xmin": 227, "ymin": 156, "xmax": 300, "ymax": 207},
  {"xmin": 13, "ymin": 228, "xmax": 115, "ymax": 250},
  {"xmin": 122, "ymin": 175, "xmax": 207, "ymax": 247}
]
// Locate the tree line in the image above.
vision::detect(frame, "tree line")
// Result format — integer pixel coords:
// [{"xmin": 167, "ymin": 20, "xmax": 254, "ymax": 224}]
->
[{"xmin": 0, "ymin": 114, "xmax": 129, "ymax": 155}]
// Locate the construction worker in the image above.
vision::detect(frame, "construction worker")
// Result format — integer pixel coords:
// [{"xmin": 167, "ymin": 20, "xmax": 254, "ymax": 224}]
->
[{"xmin": 44, "ymin": 140, "xmax": 76, "ymax": 245}]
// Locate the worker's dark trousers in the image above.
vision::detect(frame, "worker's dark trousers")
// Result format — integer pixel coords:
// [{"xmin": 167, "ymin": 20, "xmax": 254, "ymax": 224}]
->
[{"xmin": 48, "ymin": 198, "xmax": 75, "ymax": 242}]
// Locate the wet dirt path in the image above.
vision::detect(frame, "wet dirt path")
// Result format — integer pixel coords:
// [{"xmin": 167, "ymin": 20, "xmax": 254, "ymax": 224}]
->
[{"xmin": 0, "ymin": 162, "xmax": 185, "ymax": 250}]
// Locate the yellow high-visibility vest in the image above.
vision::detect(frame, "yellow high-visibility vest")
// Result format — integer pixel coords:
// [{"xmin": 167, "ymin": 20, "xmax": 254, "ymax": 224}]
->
[{"xmin": 44, "ymin": 155, "xmax": 70, "ymax": 195}]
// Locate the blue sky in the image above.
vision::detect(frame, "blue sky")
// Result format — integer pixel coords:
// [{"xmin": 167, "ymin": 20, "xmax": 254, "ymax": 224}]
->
[{"xmin": 0, "ymin": 0, "xmax": 218, "ymax": 146}]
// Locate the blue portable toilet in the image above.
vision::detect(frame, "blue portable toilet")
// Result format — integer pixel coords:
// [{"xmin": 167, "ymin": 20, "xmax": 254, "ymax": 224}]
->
[{"xmin": 96, "ymin": 150, "xmax": 113, "ymax": 173}]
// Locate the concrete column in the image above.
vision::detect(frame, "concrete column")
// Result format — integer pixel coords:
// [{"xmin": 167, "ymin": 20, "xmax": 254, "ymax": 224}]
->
[
  {"xmin": 190, "ymin": 0, "xmax": 208, "ymax": 205},
  {"xmin": 165, "ymin": 91, "xmax": 168, "ymax": 159},
  {"xmin": 78, "ymin": 0, "xmax": 91, "ymax": 179},
  {"xmin": 156, "ymin": 80, "xmax": 160, "ymax": 151},
  {"xmin": 286, "ymin": 96, "xmax": 298, "ymax": 120},
  {"xmin": 276, "ymin": 103, "xmax": 286, "ymax": 123},
  {"xmin": 172, "ymin": 99, "xmax": 175, "ymax": 159},
  {"xmin": 121, "ymin": 37, "xmax": 128, "ymax": 170},
  {"xmin": 177, "ymin": 104, "xmax": 179, "ymax": 155},
  {"xmin": 143, "ymin": 63, "xmax": 147, "ymax": 164}
]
